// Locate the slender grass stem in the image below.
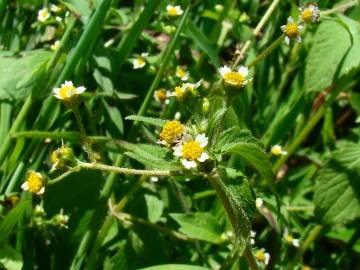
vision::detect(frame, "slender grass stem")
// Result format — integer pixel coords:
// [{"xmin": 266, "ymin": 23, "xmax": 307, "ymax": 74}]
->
[
  {"xmin": 320, "ymin": 0, "xmax": 358, "ymax": 16},
  {"xmin": 233, "ymin": 0, "xmax": 281, "ymax": 68},
  {"xmin": 286, "ymin": 225, "xmax": 323, "ymax": 270},
  {"xmin": 248, "ymin": 35, "xmax": 284, "ymax": 68}
]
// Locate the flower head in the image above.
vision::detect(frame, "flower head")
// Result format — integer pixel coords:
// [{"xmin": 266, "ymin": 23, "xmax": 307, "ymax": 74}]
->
[
  {"xmin": 255, "ymin": 248, "xmax": 270, "ymax": 265},
  {"xmin": 133, "ymin": 57, "xmax": 146, "ymax": 69},
  {"xmin": 300, "ymin": 4, "xmax": 320, "ymax": 23},
  {"xmin": 173, "ymin": 134, "xmax": 209, "ymax": 169},
  {"xmin": 54, "ymin": 209, "xmax": 69, "ymax": 228},
  {"xmin": 176, "ymin": 66, "xmax": 189, "ymax": 81},
  {"xmin": 34, "ymin": 205, "xmax": 45, "ymax": 216},
  {"xmin": 51, "ymin": 145, "xmax": 76, "ymax": 171},
  {"xmin": 159, "ymin": 120, "xmax": 185, "ymax": 146},
  {"xmin": 281, "ymin": 17, "xmax": 303, "ymax": 45},
  {"xmin": 53, "ymin": 81, "xmax": 86, "ymax": 101},
  {"xmin": 284, "ymin": 232, "xmax": 300, "ymax": 247},
  {"xmin": 255, "ymin": 198, "xmax": 264, "ymax": 208},
  {"xmin": 173, "ymin": 81, "xmax": 201, "ymax": 100},
  {"xmin": 271, "ymin": 145, "xmax": 287, "ymax": 156},
  {"xmin": 37, "ymin": 7, "xmax": 50, "ymax": 22},
  {"xmin": 51, "ymin": 40, "xmax": 60, "ymax": 51},
  {"xmin": 21, "ymin": 171, "xmax": 45, "ymax": 195},
  {"xmin": 219, "ymin": 65, "xmax": 250, "ymax": 90},
  {"xmin": 166, "ymin": 5, "xmax": 183, "ymax": 17},
  {"xmin": 154, "ymin": 88, "xmax": 170, "ymax": 104}
]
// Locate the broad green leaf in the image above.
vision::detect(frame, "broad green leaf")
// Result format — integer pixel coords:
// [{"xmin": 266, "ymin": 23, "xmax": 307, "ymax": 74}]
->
[
  {"xmin": 140, "ymin": 265, "xmax": 209, "ymax": 270},
  {"xmin": 314, "ymin": 142, "xmax": 360, "ymax": 224},
  {"xmin": 304, "ymin": 20, "xmax": 352, "ymax": 92},
  {"xmin": 61, "ymin": 0, "xmax": 92, "ymax": 18},
  {"xmin": 170, "ymin": 212, "xmax": 223, "ymax": 244},
  {"xmin": 0, "ymin": 51, "xmax": 52, "ymax": 101},
  {"xmin": 186, "ymin": 20, "xmax": 220, "ymax": 68},
  {"xmin": 145, "ymin": 194, "xmax": 164, "ymax": 223},
  {"xmin": 122, "ymin": 143, "xmax": 182, "ymax": 170},
  {"xmin": 125, "ymin": 115, "xmax": 167, "ymax": 127}
]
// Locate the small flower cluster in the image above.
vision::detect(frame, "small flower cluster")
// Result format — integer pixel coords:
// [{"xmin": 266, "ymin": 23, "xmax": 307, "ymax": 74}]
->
[
  {"xmin": 37, "ymin": 4, "xmax": 65, "ymax": 23},
  {"xmin": 281, "ymin": 3, "xmax": 320, "ymax": 45},
  {"xmin": 33, "ymin": 205, "xmax": 69, "ymax": 229},
  {"xmin": 158, "ymin": 121, "xmax": 209, "ymax": 169}
]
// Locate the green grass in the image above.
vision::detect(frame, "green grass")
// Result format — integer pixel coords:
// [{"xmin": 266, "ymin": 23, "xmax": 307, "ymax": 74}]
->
[{"xmin": 1, "ymin": 1, "xmax": 360, "ymax": 269}]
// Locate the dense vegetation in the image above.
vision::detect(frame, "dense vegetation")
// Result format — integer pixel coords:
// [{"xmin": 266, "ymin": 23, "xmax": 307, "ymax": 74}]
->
[{"xmin": 0, "ymin": 0, "xmax": 360, "ymax": 269}]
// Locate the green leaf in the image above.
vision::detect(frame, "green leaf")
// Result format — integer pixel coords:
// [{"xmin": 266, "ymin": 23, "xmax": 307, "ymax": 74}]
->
[
  {"xmin": 145, "ymin": 194, "xmax": 164, "ymax": 223},
  {"xmin": 122, "ymin": 143, "xmax": 182, "ymax": 170},
  {"xmin": 0, "ymin": 245, "xmax": 23, "ymax": 270},
  {"xmin": 169, "ymin": 212, "xmax": 223, "ymax": 244},
  {"xmin": 139, "ymin": 265, "xmax": 209, "ymax": 270},
  {"xmin": 0, "ymin": 50, "xmax": 52, "ymax": 101},
  {"xmin": 125, "ymin": 115, "xmax": 167, "ymax": 127},
  {"xmin": 186, "ymin": 20, "xmax": 220, "ymax": 68},
  {"xmin": 102, "ymin": 99, "xmax": 124, "ymax": 137},
  {"xmin": 314, "ymin": 142, "xmax": 360, "ymax": 224},
  {"xmin": 304, "ymin": 20, "xmax": 352, "ymax": 92},
  {"xmin": 207, "ymin": 108, "xmax": 227, "ymax": 150},
  {"xmin": 0, "ymin": 198, "xmax": 31, "ymax": 246}
]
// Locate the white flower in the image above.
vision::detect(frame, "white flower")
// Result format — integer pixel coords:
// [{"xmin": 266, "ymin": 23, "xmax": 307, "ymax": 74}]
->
[
  {"xmin": 153, "ymin": 89, "xmax": 170, "ymax": 104},
  {"xmin": 176, "ymin": 66, "xmax": 189, "ymax": 81},
  {"xmin": 37, "ymin": 7, "xmax": 50, "ymax": 22},
  {"xmin": 174, "ymin": 112, "xmax": 181, "ymax": 120},
  {"xmin": 300, "ymin": 4, "xmax": 320, "ymax": 23},
  {"xmin": 255, "ymin": 198, "xmax": 264, "ymax": 208},
  {"xmin": 166, "ymin": 5, "xmax": 183, "ymax": 17},
  {"xmin": 133, "ymin": 57, "xmax": 146, "ymax": 69},
  {"xmin": 173, "ymin": 133, "xmax": 209, "ymax": 169},
  {"xmin": 150, "ymin": 176, "xmax": 159, "ymax": 183},
  {"xmin": 50, "ymin": 4, "xmax": 62, "ymax": 13},
  {"xmin": 281, "ymin": 17, "xmax": 303, "ymax": 45},
  {"xmin": 21, "ymin": 171, "xmax": 45, "ymax": 196},
  {"xmin": 284, "ymin": 231, "xmax": 300, "ymax": 247},
  {"xmin": 255, "ymin": 248, "xmax": 270, "ymax": 265},
  {"xmin": 53, "ymin": 81, "xmax": 86, "ymax": 101},
  {"xmin": 271, "ymin": 145, "xmax": 287, "ymax": 156},
  {"xmin": 50, "ymin": 40, "xmax": 60, "ymax": 51},
  {"xmin": 172, "ymin": 81, "xmax": 201, "ymax": 99},
  {"xmin": 219, "ymin": 65, "xmax": 250, "ymax": 88}
]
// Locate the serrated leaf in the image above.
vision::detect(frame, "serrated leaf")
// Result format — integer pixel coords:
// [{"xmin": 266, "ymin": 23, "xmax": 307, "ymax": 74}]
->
[
  {"xmin": 125, "ymin": 115, "xmax": 167, "ymax": 127},
  {"xmin": 122, "ymin": 143, "xmax": 182, "ymax": 170},
  {"xmin": 305, "ymin": 20, "xmax": 352, "ymax": 92},
  {"xmin": 170, "ymin": 212, "xmax": 223, "ymax": 244},
  {"xmin": 314, "ymin": 142, "xmax": 360, "ymax": 224},
  {"xmin": 139, "ymin": 265, "xmax": 209, "ymax": 270}
]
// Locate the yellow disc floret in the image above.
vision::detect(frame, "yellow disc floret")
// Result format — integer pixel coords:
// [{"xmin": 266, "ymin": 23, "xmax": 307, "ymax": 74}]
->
[
  {"xmin": 167, "ymin": 7, "xmax": 178, "ymax": 16},
  {"xmin": 301, "ymin": 9, "xmax": 313, "ymax": 23},
  {"xmin": 26, "ymin": 171, "xmax": 44, "ymax": 194},
  {"xmin": 159, "ymin": 121, "xmax": 184, "ymax": 144},
  {"xmin": 223, "ymin": 72, "xmax": 246, "ymax": 87},
  {"xmin": 256, "ymin": 250, "xmax": 265, "ymax": 262},
  {"xmin": 59, "ymin": 84, "xmax": 76, "ymax": 100},
  {"xmin": 175, "ymin": 86, "xmax": 184, "ymax": 98},
  {"xmin": 182, "ymin": 141, "xmax": 203, "ymax": 160},
  {"xmin": 285, "ymin": 23, "xmax": 299, "ymax": 38},
  {"xmin": 155, "ymin": 89, "xmax": 167, "ymax": 102}
]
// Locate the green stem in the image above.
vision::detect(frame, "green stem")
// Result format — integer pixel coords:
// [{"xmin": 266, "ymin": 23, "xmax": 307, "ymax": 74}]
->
[
  {"xmin": 233, "ymin": 0, "xmax": 281, "ymax": 68},
  {"xmin": 273, "ymin": 105, "xmax": 325, "ymax": 172},
  {"xmin": 286, "ymin": 225, "xmax": 323, "ymax": 270},
  {"xmin": 320, "ymin": 0, "xmax": 358, "ymax": 15},
  {"xmin": 247, "ymin": 35, "xmax": 284, "ymax": 68},
  {"xmin": 0, "ymin": 94, "xmax": 33, "ymax": 166},
  {"xmin": 207, "ymin": 174, "xmax": 259, "ymax": 270},
  {"xmin": 72, "ymin": 106, "xmax": 97, "ymax": 163},
  {"xmin": 48, "ymin": 162, "xmax": 181, "ymax": 185}
]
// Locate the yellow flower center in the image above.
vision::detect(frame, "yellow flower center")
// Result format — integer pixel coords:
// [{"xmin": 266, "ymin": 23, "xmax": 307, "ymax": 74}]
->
[
  {"xmin": 40, "ymin": 10, "xmax": 48, "ymax": 17},
  {"xmin": 301, "ymin": 9, "xmax": 313, "ymax": 22},
  {"xmin": 223, "ymin": 72, "xmax": 245, "ymax": 87},
  {"xmin": 182, "ymin": 141, "xmax": 203, "ymax": 160},
  {"xmin": 167, "ymin": 7, "xmax": 178, "ymax": 16},
  {"xmin": 271, "ymin": 146, "xmax": 282, "ymax": 155},
  {"xmin": 159, "ymin": 120, "xmax": 184, "ymax": 144},
  {"xmin": 176, "ymin": 67, "xmax": 187, "ymax": 78},
  {"xmin": 285, "ymin": 23, "xmax": 299, "ymax": 37},
  {"xmin": 155, "ymin": 89, "xmax": 167, "ymax": 102},
  {"xmin": 59, "ymin": 84, "xmax": 76, "ymax": 100},
  {"xmin": 286, "ymin": 235, "xmax": 294, "ymax": 243},
  {"xmin": 175, "ymin": 86, "xmax": 184, "ymax": 98},
  {"xmin": 136, "ymin": 58, "xmax": 145, "ymax": 66},
  {"xmin": 255, "ymin": 250, "xmax": 265, "ymax": 262},
  {"xmin": 27, "ymin": 171, "xmax": 44, "ymax": 194},
  {"xmin": 302, "ymin": 266, "xmax": 312, "ymax": 270},
  {"xmin": 51, "ymin": 150, "xmax": 59, "ymax": 164}
]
